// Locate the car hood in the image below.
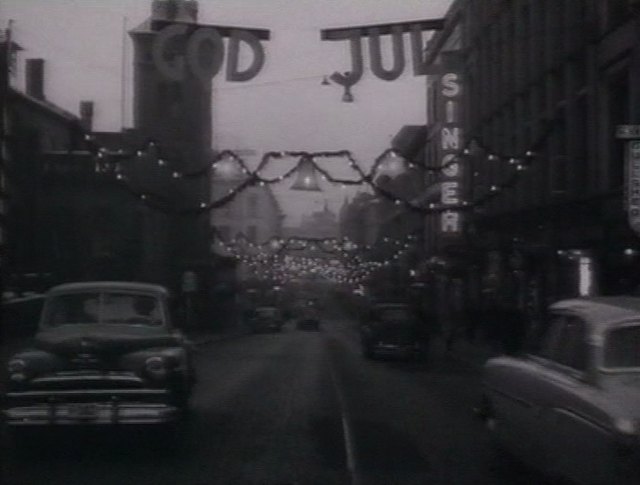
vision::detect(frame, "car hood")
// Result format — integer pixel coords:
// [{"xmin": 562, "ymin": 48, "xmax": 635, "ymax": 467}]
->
[{"xmin": 34, "ymin": 324, "xmax": 179, "ymax": 355}]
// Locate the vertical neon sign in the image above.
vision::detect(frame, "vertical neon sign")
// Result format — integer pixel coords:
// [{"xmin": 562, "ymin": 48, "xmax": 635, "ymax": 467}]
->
[{"xmin": 438, "ymin": 70, "xmax": 463, "ymax": 237}]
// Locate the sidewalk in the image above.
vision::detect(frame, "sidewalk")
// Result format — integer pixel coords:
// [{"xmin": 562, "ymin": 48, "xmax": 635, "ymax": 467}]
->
[{"xmin": 432, "ymin": 335, "xmax": 503, "ymax": 369}]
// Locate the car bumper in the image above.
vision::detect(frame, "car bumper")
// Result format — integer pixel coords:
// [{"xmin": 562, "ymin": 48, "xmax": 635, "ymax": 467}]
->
[
  {"xmin": 3, "ymin": 389, "xmax": 179, "ymax": 426},
  {"xmin": 370, "ymin": 343, "xmax": 423, "ymax": 358}
]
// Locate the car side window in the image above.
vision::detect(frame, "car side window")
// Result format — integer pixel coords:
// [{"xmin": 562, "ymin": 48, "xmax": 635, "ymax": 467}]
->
[
  {"xmin": 537, "ymin": 314, "xmax": 565, "ymax": 360},
  {"xmin": 554, "ymin": 317, "xmax": 588, "ymax": 372}
]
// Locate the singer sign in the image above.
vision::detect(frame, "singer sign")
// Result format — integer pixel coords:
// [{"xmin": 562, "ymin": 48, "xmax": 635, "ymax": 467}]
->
[{"xmin": 438, "ymin": 70, "xmax": 463, "ymax": 237}]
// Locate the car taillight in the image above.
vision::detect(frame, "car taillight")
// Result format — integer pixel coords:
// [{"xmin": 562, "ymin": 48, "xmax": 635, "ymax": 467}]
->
[{"xmin": 144, "ymin": 356, "xmax": 168, "ymax": 380}]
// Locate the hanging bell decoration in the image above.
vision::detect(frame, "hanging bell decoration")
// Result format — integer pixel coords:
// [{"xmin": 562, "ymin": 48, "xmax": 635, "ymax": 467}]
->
[
  {"xmin": 290, "ymin": 156, "xmax": 323, "ymax": 191},
  {"xmin": 342, "ymin": 84, "xmax": 354, "ymax": 103}
]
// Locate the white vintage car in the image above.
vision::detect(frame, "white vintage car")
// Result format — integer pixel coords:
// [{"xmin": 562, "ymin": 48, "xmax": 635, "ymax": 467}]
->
[{"xmin": 479, "ymin": 296, "xmax": 640, "ymax": 485}]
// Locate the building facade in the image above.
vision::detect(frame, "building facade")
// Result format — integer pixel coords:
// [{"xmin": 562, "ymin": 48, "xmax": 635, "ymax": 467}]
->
[
  {"xmin": 210, "ymin": 177, "xmax": 285, "ymax": 245},
  {"xmin": 129, "ymin": 0, "xmax": 212, "ymax": 283},
  {"xmin": 423, "ymin": 0, "xmax": 640, "ymax": 338}
]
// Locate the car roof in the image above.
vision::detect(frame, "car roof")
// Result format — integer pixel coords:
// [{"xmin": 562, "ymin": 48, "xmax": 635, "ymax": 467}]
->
[
  {"xmin": 550, "ymin": 296, "xmax": 640, "ymax": 334},
  {"xmin": 47, "ymin": 281, "xmax": 170, "ymax": 297}
]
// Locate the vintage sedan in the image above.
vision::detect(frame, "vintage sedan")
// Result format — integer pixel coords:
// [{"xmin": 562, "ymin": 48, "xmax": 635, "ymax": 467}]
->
[
  {"xmin": 479, "ymin": 296, "xmax": 640, "ymax": 485},
  {"xmin": 360, "ymin": 302, "xmax": 429, "ymax": 360},
  {"xmin": 2, "ymin": 281, "xmax": 195, "ymax": 430},
  {"xmin": 247, "ymin": 306, "xmax": 285, "ymax": 333},
  {"xmin": 295, "ymin": 299, "xmax": 321, "ymax": 331}
]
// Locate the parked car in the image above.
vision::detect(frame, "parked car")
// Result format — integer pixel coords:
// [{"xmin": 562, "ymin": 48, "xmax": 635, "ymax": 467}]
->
[
  {"xmin": 2, "ymin": 281, "xmax": 195, "ymax": 432},
  {"xmin": 295, "ymin": 299, "xmax": 321, "ymax": 331},
  {"xmin": 478, "ymin": 296, "xmax": 640, "ymax": 485},
  {"xmin": 247, "ymin": 306, "xmax": 285, "ymax": 333},
  {"xmin": 360, "ymin": 302, "xmax": 429, "ymax": 360}
]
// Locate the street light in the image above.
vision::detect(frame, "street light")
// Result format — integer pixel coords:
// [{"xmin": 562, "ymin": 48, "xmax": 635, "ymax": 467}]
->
[{"xmin": 321, "ymin": 71, "xmax": 354, "ymax": 103}]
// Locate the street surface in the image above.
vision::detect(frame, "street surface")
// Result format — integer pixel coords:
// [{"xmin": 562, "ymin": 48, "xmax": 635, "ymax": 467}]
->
[{"xmin": 1, "ymin": 317, "xmax": 549, "ymax": 485}]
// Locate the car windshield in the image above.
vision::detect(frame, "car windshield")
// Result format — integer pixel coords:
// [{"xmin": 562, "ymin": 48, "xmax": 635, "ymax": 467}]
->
[
  {"xmin": 603, "ymin": 324, "xmax": 640, "ymax": 369},
  {"xmin": 43, "ymin": 292, "xmax": 164, "ymax": 326}
]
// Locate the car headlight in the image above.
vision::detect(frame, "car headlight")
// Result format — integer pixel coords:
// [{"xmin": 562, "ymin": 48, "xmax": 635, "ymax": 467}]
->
[
  {"xmin": 614, "ymin": 417, "xmax": 638, "ymax": 436},
  {"xmin": 8, "ymin": 358, "xmax": 28, "ymax": 382},
  {"xmin": 145, "ymin": 356, "xmax": 168, "ymax": 380}
]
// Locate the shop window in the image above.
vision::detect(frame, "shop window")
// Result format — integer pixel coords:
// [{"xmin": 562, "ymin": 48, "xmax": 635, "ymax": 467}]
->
[
  {"xmin": 573, "ymin": 94, "xmax": 588, "ymax": 192},
  {"xmin": 550, "ymin": 121, "xmax": 568, "ymax": 196},
  {"xmin": 606, "ymin": 68, "xmax": 629, "ymax": 189}
]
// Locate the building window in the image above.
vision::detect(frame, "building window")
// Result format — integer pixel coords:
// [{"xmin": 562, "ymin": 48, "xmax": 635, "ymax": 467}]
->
[
  {"xmin": 550, "ymin": 121, "xmax": 568, "ymax": 196},
  {"xmin": 248, "ymin": 194, "xmax": 259, "ymax": 218},
  {"xmin": 216, "ymin": 225, "xmax": 230, "ymax": 241},
  {"xmin": 247, "ymin": 225, "xmax": 257, "ymax": 243},
  {"xmin": 607, "ymin": 68, "xmax": 629, "ymax": 189}
]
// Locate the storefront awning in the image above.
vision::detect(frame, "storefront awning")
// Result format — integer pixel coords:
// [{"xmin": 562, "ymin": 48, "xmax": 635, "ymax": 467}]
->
[{"xmin": 391, "ymin": 125, "xmax": 427, "ymax": 162}]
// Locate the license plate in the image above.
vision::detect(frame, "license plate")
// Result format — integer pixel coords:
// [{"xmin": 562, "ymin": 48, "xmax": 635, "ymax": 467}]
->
[{"xmin": 67, "ymin": 403, "xmax": 98, "ymax": 420}]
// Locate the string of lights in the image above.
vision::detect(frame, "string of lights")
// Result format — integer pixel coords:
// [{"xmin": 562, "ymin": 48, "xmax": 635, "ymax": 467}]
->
[
  {"xmin": 77, "ymin": 107, "xmax": 566, "ymax": 219},
  {"xmin": 209, "ymin": 233, "xmax": 421, "ymax": 285},
  {"xmin": 85, "ymin": 139, "xmax": 547, "ymax": 216}
]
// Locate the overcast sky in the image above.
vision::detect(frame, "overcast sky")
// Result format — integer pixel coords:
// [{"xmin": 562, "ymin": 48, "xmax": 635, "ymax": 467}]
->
[{"xmin": 2, "ymin": 0, "xmax": 453, "ymax": 223}]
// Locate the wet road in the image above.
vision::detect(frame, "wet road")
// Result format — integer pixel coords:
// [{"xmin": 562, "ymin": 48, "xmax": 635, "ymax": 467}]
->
[{"xmin": 1, "ymin": 318, "xmax": 548, "ymax": 485}]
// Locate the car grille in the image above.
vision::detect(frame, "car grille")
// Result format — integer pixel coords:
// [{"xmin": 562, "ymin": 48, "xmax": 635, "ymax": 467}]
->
[{"xmin": 68, "ymin": 352, "xmax": 103, "ymax": 370}]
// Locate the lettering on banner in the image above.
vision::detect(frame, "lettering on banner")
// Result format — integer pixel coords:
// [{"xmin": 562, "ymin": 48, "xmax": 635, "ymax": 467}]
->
[{"xmin": 153, "ymin": 25, "xmax": 265, "ymax": 84}]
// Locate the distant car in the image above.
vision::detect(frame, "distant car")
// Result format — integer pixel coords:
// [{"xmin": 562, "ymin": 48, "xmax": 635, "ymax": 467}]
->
[
  {"xmin": 296, "ymin": 300, "xmax": 321, "ymax": 331},
  {"xmin": 478, "ymin": 296, "xmax": 640, "ymax": 485},
  {"xmin": 2, "ymin": 281, "xmax": 194, "ymax": 432},
  {"xmin": 247, "ymin": 306, "xmax": 284, "ymax": 333},
  {"xmin": 360, "ymin": 303, "xmax": 429, "ymax": 360}
]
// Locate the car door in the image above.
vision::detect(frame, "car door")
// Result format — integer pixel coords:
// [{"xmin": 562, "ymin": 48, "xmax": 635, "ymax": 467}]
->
[
  {"xmin": 489, "ymin": 313, "xmax": 568, "ymax": 467},
  {"xmin": 529, "ymin": 315, "xmax": 611, "ymax": 484}
]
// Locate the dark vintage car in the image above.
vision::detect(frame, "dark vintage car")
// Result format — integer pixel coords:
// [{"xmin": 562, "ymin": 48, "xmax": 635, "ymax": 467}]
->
[
  {"xmin": 295, "ymin": 299, "xmax": 321, "ymax": 331},
  {"xmin": 2, "ymin": 281, "xmax": 195, "ymax": 431},
  {"xmin": 478, "ymin": 296, "xmax": 640, "ymax": 485},
  {"xmin": 360, "ymin": 303, "xmax": 429, "ymax": 360},
  {"xmin": 247, "ymin": 306, "xmax": 285, "ymax": 333}
]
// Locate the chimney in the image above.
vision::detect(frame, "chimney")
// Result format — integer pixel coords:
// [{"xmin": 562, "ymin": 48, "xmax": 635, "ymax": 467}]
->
[
  {"xmin": 25, "ymin": 58, "xmax": 45, "ymax": 100},
  {"xmin": 151, "ymin": 0, "xmax": 198, "ymax": 23},
  {"xmin": 79, "ymin": 101, "xmax": 94, "ymax": 132}
]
